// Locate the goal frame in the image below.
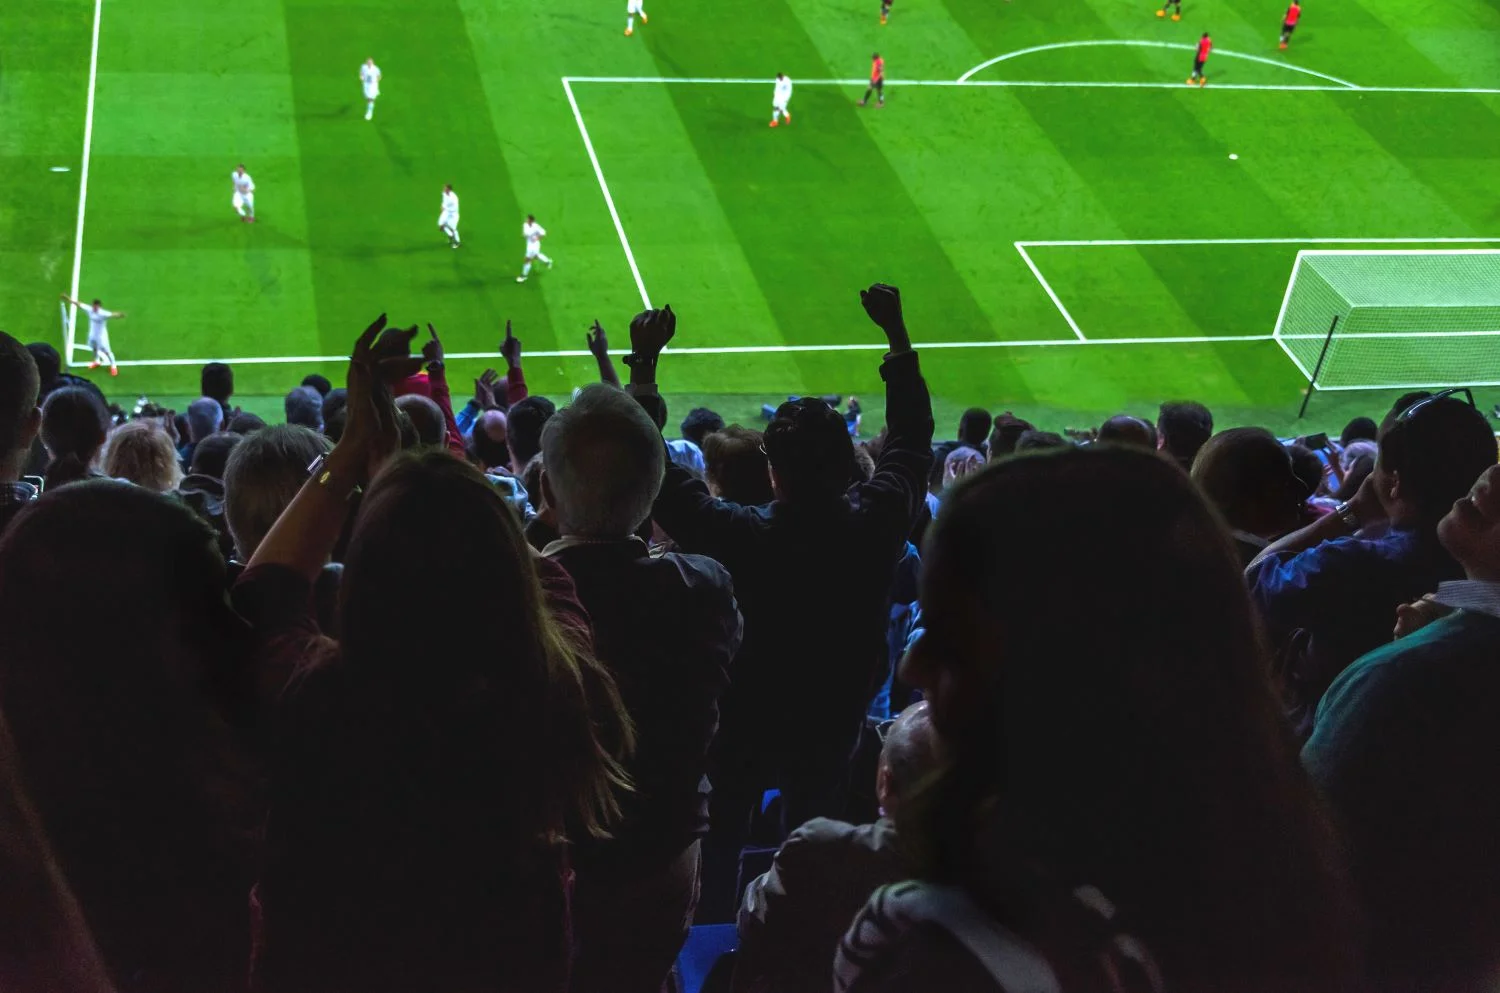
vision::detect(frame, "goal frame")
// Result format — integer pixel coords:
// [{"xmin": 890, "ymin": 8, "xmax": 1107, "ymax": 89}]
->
[{"xmin": 1272, "ymin": 248, "xmax": 1500, "ymax": 398}]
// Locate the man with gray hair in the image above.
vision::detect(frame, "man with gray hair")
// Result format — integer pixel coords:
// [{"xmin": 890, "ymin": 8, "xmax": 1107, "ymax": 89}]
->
[
  {"xmin": 540, "ymin": 384, "xmax": 743, "ymax": 993},
  {"xmin": 181, "ymin": 397, "xmax": 224, "ymax": 471},
  {"xmin": 736, "ymin": 702, "xmax": 939, "ymax": 993},
  {"xmin": 283, "ymin": 386, "xmax": 323, "ymax": 432}
]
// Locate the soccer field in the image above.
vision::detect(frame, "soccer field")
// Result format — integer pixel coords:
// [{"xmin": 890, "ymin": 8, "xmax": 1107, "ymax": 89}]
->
[{"xmin": 5, "ymin": 0, "xmax": 1499, "ymax": 430}]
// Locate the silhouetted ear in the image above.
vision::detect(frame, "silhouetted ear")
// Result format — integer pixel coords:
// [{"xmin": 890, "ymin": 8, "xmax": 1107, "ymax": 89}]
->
[
  {"xmin": 539, "ymin": 467, "xmax": 556, "ymax": 513},
  {"xmin": 22, "ymin": 406, "xmax": 42, "ymax": 448}
]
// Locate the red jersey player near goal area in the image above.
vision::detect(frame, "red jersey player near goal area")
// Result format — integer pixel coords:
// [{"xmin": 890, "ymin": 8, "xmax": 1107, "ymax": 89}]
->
[
  {"xmin": 1187, "ymin": 32, "xmax": 1212, "ymax": 86},
  {"xmin": 858, "ymin": 53, "xmax": 885, "ymax": 107},
  {"xmin": 1280, "ymin": 0, "xmax": 1302, "ymax": 49}
]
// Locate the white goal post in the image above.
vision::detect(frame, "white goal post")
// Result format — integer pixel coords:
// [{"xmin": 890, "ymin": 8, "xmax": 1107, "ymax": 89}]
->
[{"xmin": 1273, "ymin": 249, "xmax": 1500, "ymax": 396}]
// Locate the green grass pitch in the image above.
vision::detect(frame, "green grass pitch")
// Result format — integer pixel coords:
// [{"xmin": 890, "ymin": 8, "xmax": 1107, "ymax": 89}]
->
[{"xmin": 4, "ymin": 0, "xmax": 1499, "ymax": 433}]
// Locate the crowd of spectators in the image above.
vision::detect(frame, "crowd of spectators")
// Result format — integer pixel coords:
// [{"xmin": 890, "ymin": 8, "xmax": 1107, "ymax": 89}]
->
[{"xmin": 0, "ymin": 289, "xmax": 1497, "ymax": 993}]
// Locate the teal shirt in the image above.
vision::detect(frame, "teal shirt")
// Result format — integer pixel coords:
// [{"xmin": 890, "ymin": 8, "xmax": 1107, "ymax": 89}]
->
[{"xmin": 1303, "ymin": 610, "xmax": 1500, "ymax": 982}]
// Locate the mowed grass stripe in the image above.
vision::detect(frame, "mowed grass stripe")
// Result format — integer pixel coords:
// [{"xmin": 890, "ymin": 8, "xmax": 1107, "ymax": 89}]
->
[
  {"xmin": 280, "ymin": 0, "xmax": 552, "ymax": 369},
  {"xmin": 0, "ymin": 3, "xmax": 90, "ymax": 342}
]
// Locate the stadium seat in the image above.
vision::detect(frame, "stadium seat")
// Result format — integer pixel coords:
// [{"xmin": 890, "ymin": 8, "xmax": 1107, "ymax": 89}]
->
[{"xmin": 677, "ymin": 924, "xmax": 738, "ymax": 993}]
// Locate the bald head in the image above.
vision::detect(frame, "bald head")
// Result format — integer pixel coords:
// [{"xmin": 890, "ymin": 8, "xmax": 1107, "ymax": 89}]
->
[
  {"xmin": 876, "ymin": 701, "xmax": 940, "ymax": 816},
  {"xmin": 394, "ymin": 394, "xmax": 446, "ymax": 448},
  {"xmin": 471, "ymin": 409, "xmax": 510, "ymax": 471}
]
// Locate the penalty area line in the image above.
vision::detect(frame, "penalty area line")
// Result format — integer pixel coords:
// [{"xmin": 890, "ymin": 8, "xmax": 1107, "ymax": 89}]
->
[{"xmin": 65, "ymin": 0, "xmax": 105, "ymax": 362}]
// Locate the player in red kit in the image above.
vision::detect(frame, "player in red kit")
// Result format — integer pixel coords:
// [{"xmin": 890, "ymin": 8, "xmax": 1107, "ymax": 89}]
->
[
  {"xmin": 1156, "ymin": 0, "xmax": 1181, "ymax": 20},
  {"xmin": 1280, "ymin": 1, "xmax": 1301, "ymax": 48},
  {"xmin": 859, "ymin": 53, "xmax": 885, "ymax": 107},
  {"xmin": 1187, "ymin": 32, "xmax": 1212, "ymax": 86}
]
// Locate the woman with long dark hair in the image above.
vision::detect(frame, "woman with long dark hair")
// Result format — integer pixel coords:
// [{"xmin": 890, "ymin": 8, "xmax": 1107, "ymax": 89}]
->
[
  {"xmin": 243, "ymin": 318, "xmax": 633, "ymax": 993},
  {"xmin": 39, "ymin": 386, "xmax": 110, "ymax": 489},
  {"xmin": 836, "ymin": 446, "xmax": 1360, "ymax": 993}
]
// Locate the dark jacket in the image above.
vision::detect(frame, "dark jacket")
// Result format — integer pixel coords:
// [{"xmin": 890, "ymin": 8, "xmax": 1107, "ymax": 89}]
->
[
  {"xmin": 736, "ymin": 817, "xmax": 908, "ymax": 993},
  {"xmin": 547, "ymin": 537, "xmax": 742, "ymax": 871},
  {"xmin": 649, "ymin": 351, "xmax": 933, "ymax": 764}
]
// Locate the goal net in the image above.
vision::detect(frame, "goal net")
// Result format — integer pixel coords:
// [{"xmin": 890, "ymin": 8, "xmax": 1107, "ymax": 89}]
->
[{"xmin": 1273, "ymin": 250, "xmax": 1500, "ymax": 391}]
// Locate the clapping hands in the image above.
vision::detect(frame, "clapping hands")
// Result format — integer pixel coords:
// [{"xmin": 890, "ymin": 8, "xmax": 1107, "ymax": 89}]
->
[{"xmin": 339, "ymin": 313, "xmax": 423, "ymax": 484}]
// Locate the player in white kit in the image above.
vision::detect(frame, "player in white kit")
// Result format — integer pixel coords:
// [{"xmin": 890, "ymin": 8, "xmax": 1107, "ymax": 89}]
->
[
  {"xmin": 60, "ymin": 294, "xmax": 126, "ymax": 376},
  {"xmin": 360, "ymin": 58, "xmax": 382, "ymax": 120},
  {"xmin": 770, "ymin": 73, "xmax": 794, "ymax": 127},
  {"xmin": 625, "ymin": 0, "xmax": 648, "ymax": 36},
  {"xmin": 232, "ymin": 165, "xmax": 256, "ymax": 223},
  {"xmin": 439, "ymin": 185, "xmax": 461, "ymax": 248},
  {"xmin": 517, "ymin": 215, "xmax": 553, "ymax": 282}
]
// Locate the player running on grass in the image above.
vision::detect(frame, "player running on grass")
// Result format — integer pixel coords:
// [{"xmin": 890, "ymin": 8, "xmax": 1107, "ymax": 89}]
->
[
  {"xmin": 360, "ymin": 58, "xmax": 382, "ymax": 120},
  {"xmin": 1280, "ymin": 1, "xmax": 1301, "ymax": 48},
  {"xmin": 232, "ymin": 164, "xmax": 256, "ymax": 223},
  {"xmin": 858, "ymin": 53, "xmax": 885, "ymax": 107},
  {"xmin": 60, "ymin": 294, "xmax": 125, "ymax": 376},
  {"xmin": 517, "ymin": 215, "xmax": 553, "ymax": 282},
  {"xmin": 439, "ymin": 185, "xmax": 461, "ymax": 248},
  {"xmin": 625, "ymin": 0, "xmax": 647, "ymax": 36},
  {"xmin": 1157, "ymin": 0, "xmax": 1182, "ymax": 19},
  {"xmin": 1188, "ymin": 32, "xmax": 1212, "ymax": 86},
  {"xmin": 880, "ymin": 0, "xmax": 892, "ymax": 24},
  {"xmin": 770, "ymin": 73, "xmax": 793, "ymax": 127}
]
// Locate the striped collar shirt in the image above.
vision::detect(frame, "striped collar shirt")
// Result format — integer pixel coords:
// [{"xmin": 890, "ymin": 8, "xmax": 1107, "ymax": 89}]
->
[{"xmin": 1432, "ymin": 580, "xmax": 1500, "ymax": 621}]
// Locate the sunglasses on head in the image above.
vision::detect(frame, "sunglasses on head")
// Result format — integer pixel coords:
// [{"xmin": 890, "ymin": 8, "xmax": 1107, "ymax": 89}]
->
[{"xmin": 1396, "ymin": 388, "xmax": 1476, "ymax": 424}]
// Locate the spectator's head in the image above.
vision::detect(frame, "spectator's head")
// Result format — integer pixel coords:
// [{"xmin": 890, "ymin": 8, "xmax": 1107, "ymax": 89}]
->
[
  {"xmin": 0, "ymin": 481, "xmax": 254, "ymax": 979},
  {"xmin": 338, "ymin": 450, "xmax": 630, "ymax": 838},
  {"xmin": 1375, "ymin": 392, "xmax": 1497, "ymax": 528},
  {"xmin": 24, "ymin": 343, "xmax": 61, "ymax": 396},
  {"xmin": 225, "ymin": 411, "xmax": 265, "ymax": 435},
  {"xmin": 1156, "ymin": 400, "xmax": 1214, "ymax": 470},
  {"xmin": 902, "ymin": 447, "xmax": 1356, "ymax": 983},
  {"xmin": 185, "ymin": 397, "xmax": 224, "ymax": 443},
  {"xmin": 680, "ymin": 407, "xmax": 725, "ymax": 448},
  {"xmin": 876, "ymin": 701, "xmax": 939, "ymax": 819},
  {"xmin": 1192, "ymin": 428, "xmax": 1308, "ymax": 539},
  {"xmin": 1380, "ymin": 391, "xmax": 1433, "ymax": 437},
  {"xmin": 763, "ymin": 396, "xmax": 855, "ymax": 502},
  {"xmin": 188, "ymin": 431, "xmax": 242, "ymax": 481},
  {"xmin": 1285, "ymin": 444, "xmax": 1327, "ymax": 499},
  {"xmin": 701, "ymin": 426, "xmax": 773, "ymax": 505},
  {"xmin": 541, "ymin": 385, "xmax": 663, "ymax": 538},
  {"xmin": 0, "ymin": 332, "xmax": 42, "ymax": 481},
  {"xmin": 222, "ymin": 424, "xmax": 330, "ymax": 560},
  {"xmin": 40, "ymin": 387, "xmax": 110, "ymax": 489},
  {"xmin": 1098, "ymin": 414, "xmax": 1157, "ymax": 450},
  {"xmin": 283, "ymin": 386, "xmax": 324, "ymax": 432},
  {"xmin": 986, "ymin": 412, "xmax": 1034, "ymax": 460},
  {"xmin": 1339, "ymin": 416, "xmax": 1378, "ymax": 448},
  {"xmin": 103, "ymin": 421, "xmax": 182, "ymax": 493},
  {"xmin": 321, "ymin": 388, "xmax": 348, "ymax": 440},
  {"xmin": 1439, "ymin": 464, "xmax": 1500, "ymax": 581},
  {"xmin": 667, "ymin": 438, "xmax": 706, "ymax": 476},
  {"xmin": 471, "ymin": 409, "xmax": 510, "ymax": 471},
  {"xmin": 957, "ymin": 408, "xmax": 992, "ymax": 449},
  {"xmin": 300, "ymin": 373, "xmax": 332, "ymax": 397},
  {"xmin": 522, "ymin": 454, "xmax": 545, "ymax": 511},
  {"xmin": 1015, "ymin": 430, "xmax": 1068, "ymax": 453},
  {"xmin": 507, "ymin": 396, "xmax": 556, "ymax": 475},
  {"xmin": 394, "ymin": 394, "xmax": 445, "ymax": 448},
  {"xmin": 200, "ymin": 362, "xmax": 233, "ymax": 413},
  {"xmin": 942, "ymin": 446, "xmax": 983, "ymax": 489}
]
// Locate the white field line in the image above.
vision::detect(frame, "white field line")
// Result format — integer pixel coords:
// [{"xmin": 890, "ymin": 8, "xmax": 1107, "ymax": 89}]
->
[
  {"xmin": 563, "ymin": 76, "xmax": 1500, "ymax": 94},
  {"xmin": 65, "ymin": 0, "xmax": 105, "ymax": 361},
  {"xmin": 956, "ymin": 39, "xmax": 1360, "ymax": 87},
  {"xmin": 1019, "ymin": 238, "xmax": 1500, "ymax": 247},
  {"xmin": 99, "ymin": 335, "xmax": 1292, "ymax": 368},
  {"xmin": 561, "ymin": 77, "xmax": 651, "ymax": 309},
  {"xmin": 1270, "ymin": 249, "xmax": 1306, "ymax": 347},
  {"xmin": 1314, "ymin": 378, "xmax": 1500, "ymax": 392},
  {"xmin": 1014, "ymin": 244, "xmax": 1085, "ymax": 340}
]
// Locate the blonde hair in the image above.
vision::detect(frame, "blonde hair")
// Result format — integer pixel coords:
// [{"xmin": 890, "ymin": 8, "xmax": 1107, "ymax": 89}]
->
[{"xmin": 104, "ymin": 420, "xmax": 182, "ymax": 493}]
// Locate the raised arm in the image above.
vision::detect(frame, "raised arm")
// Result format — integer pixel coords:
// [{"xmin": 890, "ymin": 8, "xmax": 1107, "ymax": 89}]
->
[
  {"xmin": 852, "ymin": 284, "xmax": 934, "ymax": 529},
  {"xmin": 500, "ymin": 320, "xmax": 529, "ymax": 404},
  {"xmin": 247, "ymin": 314, "xmax": 422, "ymax": 581},
  {"xmin": 587, "ymin": 320, "xmax": 621, "ymax": 389},
  {"xmin": 627, "ymin": 306, "xmax": 764, "ymax": 560},
  {"xmin": 421, "ymin": 324, "xmax": 466, "ymax": 456}
]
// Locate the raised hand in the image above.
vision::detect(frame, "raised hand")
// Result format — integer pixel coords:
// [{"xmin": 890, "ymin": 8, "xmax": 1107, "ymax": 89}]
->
[
  {"xmin": 587, "ymin": 320, "xmax": 609, "ymax": 357},
  {"xmin": 343, "ymin": 313, "xmax": 422, "ymax": 483},
  {"xmin": 474, "ymin": 368, "xmax": 500, "ymax": 409},
  {"xmin": 628, "ymin": 304, "xmax": 676, "ymax": 357},
  {"xmin": 422, "ymin": 323, "xmax": 445, "ymax": 365},
  {"xmin": 859, "ymin": 283, "xmax": 911, "ymax": 352},
  {"xmin": 500, "ymin": 320, "xmax": 522, "ymax": 369}
]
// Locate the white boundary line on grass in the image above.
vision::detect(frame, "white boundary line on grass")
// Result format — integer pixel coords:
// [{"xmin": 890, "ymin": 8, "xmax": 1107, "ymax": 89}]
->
[
  {"xmin": 561, "ymin": 77, "xmax": 652, "ymax": 310},
  {"xmin": 65, "ymin": 0, "xmax": 105, "ymax": 359},
  {"xmin": 957, "ymin": 39, "xmax": 1359, "ymax": 87},
  {"xmin": 564, "ymin": 76, "xmax": 1500, "ymax": 94},
  {"xmin": 1013, "ymin": 245, "xmax": 1084, "ymax": 340}
]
